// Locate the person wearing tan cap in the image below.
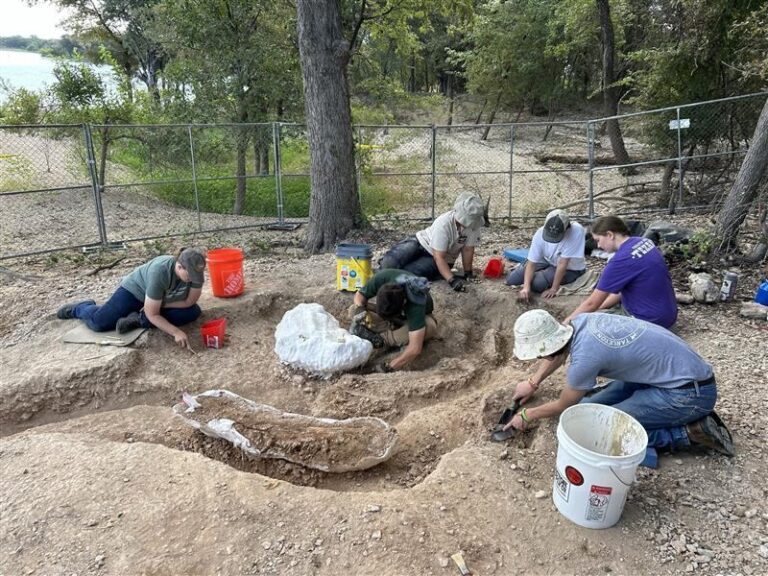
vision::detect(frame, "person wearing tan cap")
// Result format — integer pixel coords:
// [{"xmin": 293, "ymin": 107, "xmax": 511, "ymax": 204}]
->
[
  {"xmin": 506, "ymin": 209, "xmax": 587, "ymax": 301},
  {"xmin": 56, "ymin": 247, "xmax": 206, "ymax": 350},
  {"xmin": 378, "ymin": 191, "xmax": 486, "ymax": 292}
]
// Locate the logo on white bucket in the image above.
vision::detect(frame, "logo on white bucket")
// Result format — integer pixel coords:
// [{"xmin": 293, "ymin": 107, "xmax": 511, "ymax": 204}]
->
[
  {"xmin": 554, "ymin": 468, "xmax": 570, "ymax": 502},
  {"xmin": 587, "ymin": 314, "xmax": 646, "ymax": 348},
  {"xmin": 585, "ymin": 485, "xmax": 612, "ymax": 522}
]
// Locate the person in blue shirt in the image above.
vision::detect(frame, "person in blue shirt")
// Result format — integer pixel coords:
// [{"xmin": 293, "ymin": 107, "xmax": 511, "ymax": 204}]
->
[{"xmin": 504, "ymin": 309, "xmax": 734, "ymax": 467}]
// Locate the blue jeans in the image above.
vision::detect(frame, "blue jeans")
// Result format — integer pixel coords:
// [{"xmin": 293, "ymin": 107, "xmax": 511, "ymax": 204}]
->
[
  {"xmin": 580, "ymin": 380, "xmax": 717, "ymax": 467},
  {"xmin": 378, "ymin": 236, "xmax": 440, "ymax": 280},
  {"xmin": 72, "ymin": 286, "xmax": 201, "ymax": 332},
  {"xmin": 505, "ymin": 261, "xmax": 585, "ymax": 292}
]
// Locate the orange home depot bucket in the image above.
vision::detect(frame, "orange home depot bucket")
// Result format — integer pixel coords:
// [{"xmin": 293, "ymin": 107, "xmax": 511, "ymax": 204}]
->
[
  {"xmin": 201, "ymin": 318, "xmax": 227, "ymax": 349},
  {"xmin": 207, "ymin": 248, "xmax": 244, "ymax": 297}
]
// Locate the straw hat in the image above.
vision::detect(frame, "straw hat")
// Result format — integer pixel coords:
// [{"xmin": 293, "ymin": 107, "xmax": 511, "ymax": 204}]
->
[{"xmin": 513, "ymin": 310, "xmax": 574, "ymax": 360}]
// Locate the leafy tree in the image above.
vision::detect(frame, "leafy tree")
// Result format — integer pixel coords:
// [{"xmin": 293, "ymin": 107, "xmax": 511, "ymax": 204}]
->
[{"xmin": 40, "ymin": 0, "xmax": 167, "ymax": 100}]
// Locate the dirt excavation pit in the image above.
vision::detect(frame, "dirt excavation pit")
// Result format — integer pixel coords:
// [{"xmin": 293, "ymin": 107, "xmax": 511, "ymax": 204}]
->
[{"xmin": 2, "ymin": 276, "xmax": 545, "ymax": 493}]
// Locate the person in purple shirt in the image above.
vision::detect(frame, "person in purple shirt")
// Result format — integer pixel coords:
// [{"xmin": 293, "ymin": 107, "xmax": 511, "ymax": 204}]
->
[{"xmin": 564, "ymin": 215, "xmax": 678, "ymax": 328}]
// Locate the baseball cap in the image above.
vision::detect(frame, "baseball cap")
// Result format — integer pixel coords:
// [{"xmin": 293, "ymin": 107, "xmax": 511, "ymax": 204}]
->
[
  {"xmin": 179, "ymin": 248, "xmax": 206, "ymax": 284},
  {"xmin": 542, "ymin": 209, "xmax": 570, "ymax": 243}
]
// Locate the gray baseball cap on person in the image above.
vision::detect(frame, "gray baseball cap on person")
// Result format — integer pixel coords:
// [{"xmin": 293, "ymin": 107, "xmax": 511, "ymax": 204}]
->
[
  {"xmin": 178, "ymin": 248, "xmax": 206, "ymax": 284},
  {"xmin": 453, "ymin": 192, "xmax": 485, "ymax": 231},
  {"xmin": 542, "ymin": 209, "xmax": 570, "ymax": 243}
]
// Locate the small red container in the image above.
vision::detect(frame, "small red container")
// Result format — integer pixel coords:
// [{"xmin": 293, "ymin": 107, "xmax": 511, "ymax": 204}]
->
[
  {"xmin": 201, "ymin": 318, "xmax": 227, "ymax": 349},
  {"xmin": 483, "ymin": 257, "xmax": 504, "ymax": 279}
]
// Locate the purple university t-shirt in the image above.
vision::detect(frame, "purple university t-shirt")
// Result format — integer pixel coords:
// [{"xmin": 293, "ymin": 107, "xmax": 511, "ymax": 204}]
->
[{"xmin": 596, "ymin": 237, "xmax": 678, "ymax": 328}]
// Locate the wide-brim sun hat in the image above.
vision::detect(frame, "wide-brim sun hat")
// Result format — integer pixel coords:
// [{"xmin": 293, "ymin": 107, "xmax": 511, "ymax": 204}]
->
[
  {"xmin": 453, "ymin": 191, "xmax": 485, "ymax": 231},
  {"xmin": 513, "ymin": 309, "xmax": 574, "ymax": 360}
]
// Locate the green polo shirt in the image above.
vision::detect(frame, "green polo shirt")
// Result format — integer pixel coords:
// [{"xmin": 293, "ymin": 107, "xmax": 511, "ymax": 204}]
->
[
  {"xmin": 360, "ymin": 269, "xmax": 434, "ymax": 331},
  {"xmin": 120, "ymin": 255, "xmax": 202, "ymax": 304}
]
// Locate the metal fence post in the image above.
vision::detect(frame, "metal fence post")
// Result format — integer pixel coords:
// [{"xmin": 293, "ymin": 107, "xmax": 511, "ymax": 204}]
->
[
  {"xmin": 676, "ymin": 106, "xmax": 683, "ymax": 212},
  {"xmin": 509, "ymin": 124, "xmax": 515, "ymax": 220},
  {"xmin": 356, "ymin": 125, "xmax": 363, "ymax": 210},
  {"xmin": 430, "ymin": 125, "xmax": 437, "ymax": 220},
  {"xmin": 83, "ymin": 123, "xmax": 107, "ymax": 246},
  {"xmin": 187, "ymin": 125, "xmax": 202, "ymax": 232},
  {"xmin": 587, "ymin": 121, "xmax": 595, "ymax": 221},
  {"xmin": 273, "ymin": 122, "xmax": 284, "ymax": 223}
]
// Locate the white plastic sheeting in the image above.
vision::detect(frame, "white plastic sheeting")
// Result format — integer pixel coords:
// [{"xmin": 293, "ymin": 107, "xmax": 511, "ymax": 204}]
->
[{"xmin": 274, "ymin": 303, "xmax": 372, "ymax": 376}]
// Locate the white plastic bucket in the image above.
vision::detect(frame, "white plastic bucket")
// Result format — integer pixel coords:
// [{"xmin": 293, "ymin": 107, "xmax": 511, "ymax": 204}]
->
[{"xmin": 553, "ymin": 404, "xmax": 648, "ymax": 529}]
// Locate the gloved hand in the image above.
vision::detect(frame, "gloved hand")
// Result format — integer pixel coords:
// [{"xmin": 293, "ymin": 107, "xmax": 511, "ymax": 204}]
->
[
  {"xmin": 449, "ymin": 275, "xmax": 466, "ymax": 292},
  {"xmin": 374, "ymin": 362, "xmax": 394, "ymax": 373},
  {"xmin": 352, "ymin": 305, "xmax": 367, "ymax": 318}
]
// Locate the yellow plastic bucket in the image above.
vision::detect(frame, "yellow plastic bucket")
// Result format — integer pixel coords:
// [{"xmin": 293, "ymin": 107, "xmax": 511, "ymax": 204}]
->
[{"xmin": 336, "ymin": 243, "xmax": 373, "ymax": 292}]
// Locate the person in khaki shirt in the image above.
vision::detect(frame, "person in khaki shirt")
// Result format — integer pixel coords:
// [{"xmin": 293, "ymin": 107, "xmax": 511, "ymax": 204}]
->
[{"xmin": 378, "ymin": 192, "xmax": 486, "ymax": 292}]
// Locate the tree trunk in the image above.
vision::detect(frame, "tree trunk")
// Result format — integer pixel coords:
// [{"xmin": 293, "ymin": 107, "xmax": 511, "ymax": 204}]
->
[
  {"xmin": 234, "ymin": 128, "xmax": 249, "ymax": 215},
  {"xmin": 596, "ymin": 0, "xmax": 631, "ymax": 167},
  {"xmin": 714, "ymin": 97, "xmax": 768, "ymax": 253},
  {"xmin": 474, "ymin": 99, "xmax": 487, "ymax": 125},
  {"xmin": 481, "ymin": 92, "xmax": 502, "ymax": 141},
  {"xmin": 446, "ymin": 75, "xmax": 454, "ymax": 131},
  {"xmin": 297, "ymin": 0, "xmax": 360, "ymax": 252}
]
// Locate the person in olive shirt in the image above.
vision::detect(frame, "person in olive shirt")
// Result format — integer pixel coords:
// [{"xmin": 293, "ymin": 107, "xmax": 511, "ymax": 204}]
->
[
  {"xmin": 349, "ymin": 269, "xmax": 437, "ymax": 371},
  {"xmin": 57, "ymin": 248, "xmax": 206, "ymax": 350}
]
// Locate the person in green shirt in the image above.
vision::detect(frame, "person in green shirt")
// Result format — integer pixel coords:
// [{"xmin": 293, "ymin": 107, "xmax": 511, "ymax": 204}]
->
[
  {"xmin": 56, "ymin": 248, "xmax": 206, "ymax": 351},
  {"xmin": 349, "ymin": 269, "xmax": 437, "ymax": 371}
]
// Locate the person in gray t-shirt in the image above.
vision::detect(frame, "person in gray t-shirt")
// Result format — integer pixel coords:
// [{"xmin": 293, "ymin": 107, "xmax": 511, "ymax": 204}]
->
[
  {"xmin": 56, "ymin": 248, "xmax": 206, "ymax": 350},
  {"xmin": 501, "ymin": 310, "xmax": 734, "ymax": 467}
]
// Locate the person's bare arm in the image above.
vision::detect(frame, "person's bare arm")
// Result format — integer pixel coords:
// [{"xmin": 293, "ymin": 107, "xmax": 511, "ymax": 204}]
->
[
  {"xmin": 143, "ymin": 297, "xmax": 192, "ymax": 349},
  {"xmin": 563, "ymin": 288, "xmax": 611, "ymax": 324},
  {"xmin": 432, "ymin": 250, "xmax": 454, "ymax": 282},
  {"xmin": 388, "ymin": 327, "xmax": 426, "ymax": 370},
  {"xmin": 507, "ymin": 386, "xmax": 586, "ymax": 431},
  {"xmin": 518, "ymin": 261, "xmax": 537, "ymax": 302},
  {"xmin": 460, "ymin": 245, "xmax": 475, "ymax": 276},
  {"xmin": 599, "ymin": 293, "xmax": 621, "ymax": 309},
  {"xmin": 511, "ymin": 351, "xmax": 569, "ymax": 404},
  {"xmin": 542, "ymin": 259, "xmax": 570, "ymax": 299},
  {"xmin": 163, "ymin": 288, "xmax": 202, "ymax": 309}
]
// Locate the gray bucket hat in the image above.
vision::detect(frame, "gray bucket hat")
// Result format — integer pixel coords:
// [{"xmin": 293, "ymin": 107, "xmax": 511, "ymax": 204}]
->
[{"xmin": 453, "ymin": 192, "xmax": 485, "ymax": 230}]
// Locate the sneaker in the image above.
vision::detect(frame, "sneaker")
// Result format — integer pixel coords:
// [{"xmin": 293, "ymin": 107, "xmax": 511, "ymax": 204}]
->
[
  {"xmin": 116, "ymin": 311, "xmax": 142, "ymax": 334},
  {"xmin": 349, "ymin": 318, "xmax": 385, "ymax": 348},
  {"xmin": 686, "ymin": 413, "xmax": 735, "ymax": 457},
  {"xmin": 56, "ymin": 299, "xmax": 95, "ymax": 320}
]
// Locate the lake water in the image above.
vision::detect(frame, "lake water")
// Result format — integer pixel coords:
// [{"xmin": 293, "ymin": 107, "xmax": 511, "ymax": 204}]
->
[{"xmin": 0, "ymin": 49, "xmax": 115, "ymax": 101}]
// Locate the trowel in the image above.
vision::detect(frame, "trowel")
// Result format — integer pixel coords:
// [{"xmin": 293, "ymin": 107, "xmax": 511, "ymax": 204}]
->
[{"xmin": 489, "ymin": 399, "xmax": 521, "ymax": 442}]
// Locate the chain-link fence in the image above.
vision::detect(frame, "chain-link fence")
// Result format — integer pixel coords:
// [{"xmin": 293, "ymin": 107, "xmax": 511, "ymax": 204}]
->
[{"xmin": 1, "ymin": 92, "xmax": 766, "ymax": 259}]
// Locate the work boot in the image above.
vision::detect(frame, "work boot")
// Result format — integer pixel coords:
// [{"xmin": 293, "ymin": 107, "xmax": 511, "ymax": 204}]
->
[
  {"xmin": 686, "ymin": 413, "xmax": 735, "ymax": 457},
  {"xmin": 116, "ymin": 311, "xmax": 142, "ymax": 334},
  {"xmin": 349, "ymin": 317, "xmax": 385, "ymax": 348},
  {"xmin": 56, "ymin": 299, "xmax": 95, "ymax": 320}
]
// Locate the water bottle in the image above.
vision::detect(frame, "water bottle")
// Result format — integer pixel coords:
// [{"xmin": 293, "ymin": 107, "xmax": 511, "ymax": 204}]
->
[{"xmin": 719, "ymin": 271, "xmax": 738, "ymax": 302}]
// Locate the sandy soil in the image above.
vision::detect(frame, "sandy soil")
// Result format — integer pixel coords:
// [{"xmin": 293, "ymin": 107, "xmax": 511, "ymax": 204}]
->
[{"xmin": 1, "ymin": 221, "xmax": 768, "ymax": 576}]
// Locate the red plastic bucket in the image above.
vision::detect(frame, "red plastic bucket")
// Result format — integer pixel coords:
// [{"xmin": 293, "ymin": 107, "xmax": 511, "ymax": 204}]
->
[
  {"xmin": 207, "ymin": 248, "xmax": 244, "ymax": 297},
  {"xmin": 201, "ymin": 318, "xmax": 226, "ymax": 349},
  {"xmin": 483, "ymin": 257, "xmax": 504, "ymax": 278}
]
